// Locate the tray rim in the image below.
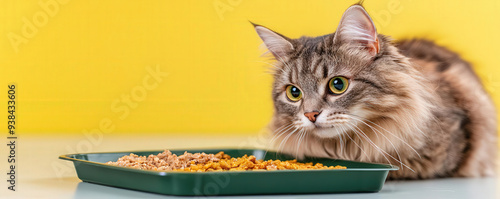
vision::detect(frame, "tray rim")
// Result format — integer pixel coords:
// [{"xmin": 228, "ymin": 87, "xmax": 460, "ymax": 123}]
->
[{"xmin": 59, "ymin": 147, "xmax": 399, "ymax": 175}]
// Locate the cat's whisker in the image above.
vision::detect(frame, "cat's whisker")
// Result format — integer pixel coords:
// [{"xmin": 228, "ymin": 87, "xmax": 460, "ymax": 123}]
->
[
  {"xmin": 334, "ymin": 126, "xmax": 344, "ymax": 156},
  {"xmin": 278, "ymin": 127, "xmax": 299, "ymax": 154},
  {"xmin": 271, "ymin": 122, "xmax": 293, "ymax": 138},
  {"xmin": 271, "ymin": 124, "xmax": 296, "ymax": 159},
  {"xmin": 346, "ymin": 116, "xmax": 404, "ymax": 169},
  {"xmin": 271, "ymin": 122, "xmax": 292, "ymax": 137},
  {"xmin": 342, "ymin": 123, "xmax": 370, "ymax": 159},
  {"xmin": 338, "ymin": 124, "xmax": 350, "ymax": 158},
  {"xmin": 277, "ymin": 127, "xmax": 299, "ymax": 154},
  {"xmin": 349, "ymin": 122, "xmax": 397, "ymax": 165},
  {"xmin": 348, "ymin": 114, "xmax": 422, "ymax": 159},
  {"xmin": 292, "ymin": 128, "xmax": 302, "ymax": 158},
  {"xmin": 269, "ymin": 123, "xmax": 294, "ymax": 145},
  {"xmin": 293, "ymin": 129, "xmax": 301, "ymax": 159},
  {"xmin": 365, "ymin": 116, "xmax": 422, "ymax": 159},
  {"xmin": 345, "ymin": 122, "xmax": 393, "ymax": 166},
  {"xmin": 336, "ymin": 125, "xmax": 346, "ymax": 158},
  {"xmin": 265, "ymin": 122, "xmax": 294, "ymax": 157},
  {"xmin": 295, "ymin": 128, "xmax": 307, "ymax": 159},
  {"xmin": 303, "ymin": 128, "xmax": 309, "ymax": 156},
  {"xmin": 348, "ymin": 122, "xmax": 415, "ymax": 172},
  {"xmin": 339, "ymin": 133, "xmax": 346, "ymax": 157},
  {"xmin": 338, "ymin": 130, "xmax": 345, "ymax": 157},
  {"xmin": 339, "ymin": 124, "xmax": 358, "ymax": 157},
  {"xmin": 267, "ymin": 123, "xmax": 294, "ymax": 158}
]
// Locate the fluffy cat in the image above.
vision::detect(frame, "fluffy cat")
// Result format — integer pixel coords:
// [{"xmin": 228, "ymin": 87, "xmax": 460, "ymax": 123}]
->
[{"xmin": 253, "ymin": 4, "xmax": 497, "ymax": 179}]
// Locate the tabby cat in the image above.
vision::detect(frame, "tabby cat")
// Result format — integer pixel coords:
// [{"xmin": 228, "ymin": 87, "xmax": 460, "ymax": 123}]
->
[{"xmin": 253, "ymin": 4, "xmax": 497, "ymax": 179}]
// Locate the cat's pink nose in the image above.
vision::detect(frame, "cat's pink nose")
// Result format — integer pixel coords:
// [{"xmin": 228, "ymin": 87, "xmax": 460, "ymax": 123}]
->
[{"xmin": 304, "ymin": 111, "xmax": 320, "ymax": 123}]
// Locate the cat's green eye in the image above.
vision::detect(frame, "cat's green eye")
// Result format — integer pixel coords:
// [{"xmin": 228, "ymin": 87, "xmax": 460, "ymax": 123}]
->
[
  {"xmin": 285, "ymin": 85, "xmax": 302, "ymax": 102},
  {"xmin": 328, "ymin": 76, "xmax": 349, "ymax": 94}
]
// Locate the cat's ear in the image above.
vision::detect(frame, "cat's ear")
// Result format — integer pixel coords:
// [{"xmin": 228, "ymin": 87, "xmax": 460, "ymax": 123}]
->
[
  {"xmin": 334, "ymin": 5, "xmax": 379, "ymax": 56},
  {"xmin": 253, "ymin": 24, "xmax": 294, "ymax": 59}
]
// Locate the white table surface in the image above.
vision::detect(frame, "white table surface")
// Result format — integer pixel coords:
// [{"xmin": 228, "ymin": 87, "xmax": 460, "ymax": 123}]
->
[{"xmin": 2, "ymin": 133, "xmax": 498, "ymax": 199}]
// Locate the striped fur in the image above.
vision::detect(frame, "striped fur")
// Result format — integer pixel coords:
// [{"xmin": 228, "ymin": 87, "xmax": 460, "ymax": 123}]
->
[{"xmin": 256, "ymin": 5, "xmax": 497, "ymax": 180}]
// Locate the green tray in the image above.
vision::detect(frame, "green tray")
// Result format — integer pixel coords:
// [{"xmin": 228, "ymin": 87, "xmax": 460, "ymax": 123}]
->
[{"xmin": 59, "ymin": 148, "xmax": 398, "ymax": 196}]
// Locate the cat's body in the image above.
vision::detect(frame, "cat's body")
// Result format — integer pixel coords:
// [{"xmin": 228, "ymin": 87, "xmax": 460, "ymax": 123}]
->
[
  {"xmin": 254, "ymin": 5, "xmax": 496, "ymax": 179},
  {"xmin": 393, "ymin": 39, "xmax": 497, "ymax": 178}
]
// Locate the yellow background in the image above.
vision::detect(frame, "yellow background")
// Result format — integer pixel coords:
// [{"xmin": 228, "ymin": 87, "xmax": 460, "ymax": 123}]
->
[{"xmin": 1, "ymin": 0, "xmax": 499, "ymax": 135}]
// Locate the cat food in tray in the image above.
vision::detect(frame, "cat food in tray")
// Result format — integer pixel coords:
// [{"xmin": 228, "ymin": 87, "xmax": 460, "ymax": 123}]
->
[
  {"xmin": 60, "ymin": 148, "xmax": 398, "ymax": 196},
  {"xmin": 106, "ymin": 150, "xmax": 347, "ymax": 172}
]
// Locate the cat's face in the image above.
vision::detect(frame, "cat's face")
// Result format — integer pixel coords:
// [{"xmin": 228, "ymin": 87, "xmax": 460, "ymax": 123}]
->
[
  {"xmin": 255, "ymin": 5, "xmax": 431, "ymax": 142},
  {"xmin": 256, "ymin": 5, "xmax": 387, "ymax": 139},
  {"xmin": 269, "ymin": 45, "xmax": 381, "ymax": 139}
]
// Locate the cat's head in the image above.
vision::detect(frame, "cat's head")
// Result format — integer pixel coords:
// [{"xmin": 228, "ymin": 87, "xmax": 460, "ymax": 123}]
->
[{"xmin": 254, "ymin": 5, "xmax": 434, "ymax": 142}]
